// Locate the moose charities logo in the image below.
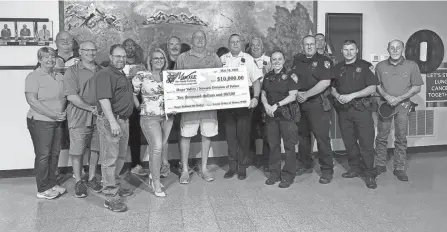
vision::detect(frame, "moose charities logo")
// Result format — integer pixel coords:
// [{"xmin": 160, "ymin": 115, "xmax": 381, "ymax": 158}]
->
[{"xmin": 165, "ymin": 70, "xmax": 197, "ymax": 84}]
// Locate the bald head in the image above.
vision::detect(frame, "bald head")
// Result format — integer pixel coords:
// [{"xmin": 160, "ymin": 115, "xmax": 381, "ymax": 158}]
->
[
  {"xmin": 79, "ymin": 40, "xmax": 97, "ymax": 62},
  {"xmin": 80, "ymin": 40, "xmax": 96, "ymax": 49},
  {"xmin": 387, "ymin": 39, "xmax": 405, "ymax": 60},
  {"xmin": 56, "ymin": 31, "xmax": 73, "ymax": 42},
  {"xmin": 55, "ymin": 31, "xmax": 74, "ymax": 52},
  {"xmin": 192, "ymin": 30, "xmax": 206, "ymax": 49},
  {"xmin": 387, "ymin": 39, "xmax": 404, "ymax": 50}
]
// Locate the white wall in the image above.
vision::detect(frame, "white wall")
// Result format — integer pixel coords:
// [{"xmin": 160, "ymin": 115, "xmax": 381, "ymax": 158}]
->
[
  {"xmin": 0, "ymin": 1, "xmax": 60, "ymax": 170},
  {"xmin": 318, "ymin": 1, "xmax": 447, "ymax": 149},
  {"xmin": 1, "ymin": 1, "xmax": 447, "ymax": 170}
]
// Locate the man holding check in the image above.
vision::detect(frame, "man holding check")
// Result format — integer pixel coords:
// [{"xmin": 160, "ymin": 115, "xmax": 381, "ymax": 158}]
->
[
  {"xmin": 220, "ymin": 34, "xmax": 260, "ymax": 180},
  {"xmin": 175, "ymin": 30, "xmax": 222, "ymax": 184}
]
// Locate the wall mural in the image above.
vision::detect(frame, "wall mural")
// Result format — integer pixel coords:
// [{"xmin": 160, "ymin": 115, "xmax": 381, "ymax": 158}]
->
[
  {"xmin": 59, "ymin": 0, "xmax": 317, "ymax": 146},
  {"xmin": 60, "ymin": 1, "xmax": 317, "ymax": 66}
]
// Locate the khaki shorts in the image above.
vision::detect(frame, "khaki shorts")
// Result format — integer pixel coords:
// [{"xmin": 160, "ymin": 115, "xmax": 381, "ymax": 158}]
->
[
  {"xmin": 180, "ymin": 110, "xmax": 218, "ymax": 137},
  {"xmin": 69, "ymin": 126, "xmax": 100, "ymax": 155}
]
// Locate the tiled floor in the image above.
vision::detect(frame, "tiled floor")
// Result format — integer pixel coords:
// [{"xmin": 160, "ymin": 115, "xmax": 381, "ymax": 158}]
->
[{"xmin": 1, "ymin": 150, "xmax": 446, "ymax": 232}]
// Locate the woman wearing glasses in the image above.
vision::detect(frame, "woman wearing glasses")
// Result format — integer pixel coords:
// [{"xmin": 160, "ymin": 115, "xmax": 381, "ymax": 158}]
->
[
  {"xmin": 261, "ymin": 50, "xmax": 299, "ymax": 188},
  {"xmin": 132, "ymin": 48, "xmax": 173, "ymax": 197},
  {"xmin": 25, "ymin": 47, "xmax": 67, "ymax": 199}
]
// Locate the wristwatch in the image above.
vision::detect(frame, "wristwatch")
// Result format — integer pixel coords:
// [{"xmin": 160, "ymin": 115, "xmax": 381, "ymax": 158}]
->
[
  {"xmin": 276, "ymin": 102, "xmax": 280, "ymax": 107},
  {"xmin": 253, "ymin": 96, "xmax": 259, "ymax": 101}
]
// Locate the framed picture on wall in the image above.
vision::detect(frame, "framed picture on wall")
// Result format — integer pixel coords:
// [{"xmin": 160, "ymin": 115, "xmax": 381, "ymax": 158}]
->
[
  {"xmin": 0, "ymin": 21, "xmax": 16, "ymax": 40},
  {"xmin": 36, "ymin": 21, "xmax": 53, "ymax": 42},
  {"xmin": 17, "ymin": 21, "xmax": 34, "ymax": 39}
]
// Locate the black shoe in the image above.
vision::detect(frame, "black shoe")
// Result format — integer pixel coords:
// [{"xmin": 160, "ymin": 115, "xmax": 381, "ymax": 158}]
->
[
  {"xmin": 278, "ymin": 180, "xmax": 291, "ymax": 188},
  {"xmin": 319, "ymin": 174, "xmax": 333, "ymax": 184},
  {"xmin": 86, "ymin": 176, "xmax": 102, "ymax": 193},
  {"xmin": 74, "ymin": 180, "xmax": 87, "ymax": 198},
  {"xmin": 224, "ymin": 170, "xmax": 237, "ymax": 179},
  {"xmin": 365, "ymin": 177, "xmax": 377, "ymax": 189},
  {"xmin": 118, "ymin": 187, "xmax": 133, "ymax": 197},
  {"xmin": 296, "ymin": 167, "xmax": 313, "ymax": 176},
  {"xmin": 265, "ymin": 177, "xmax": 280, "ymax": 185},
  {"xmin": 342, "ymin": 171, "xmax": 362, "ymax": 178},
  {"xmin": 393, "ymin": 170, "xmax": 409, "ymax": 182},
  {"xmin": 376, "ymin": 166, "xmax": 387, "ymax": 175},
  {"xmin": 104, "ymin": 198, "xmax": 127, "ymax": 212},
  {"xmin": 237, "ymin": 169, "xmax": 247, "ymax": 180}
]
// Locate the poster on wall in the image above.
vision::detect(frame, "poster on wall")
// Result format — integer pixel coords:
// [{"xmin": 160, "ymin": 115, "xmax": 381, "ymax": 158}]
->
[
  {"xmin": 59, "ymin": 0, "xmax": 317, "ymax": 146},
  {"xmin": 0, "ymin": 18, "xmax": 52, "ymax": 46},
  {"xmin": 426, "ymin": 69, "xmax": 447, "ymax": 108}
]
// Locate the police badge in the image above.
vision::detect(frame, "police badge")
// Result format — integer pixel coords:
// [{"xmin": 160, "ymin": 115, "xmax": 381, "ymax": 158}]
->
[
  {"xmin": 312, "ymin": 61, "xmax": 318, "ymax": 68},
  {"xmin": 324, "ymin": 61, "xmax": 330, "ymax": 69},
  {"xmin": 356, "ymin": 67, "xmax": 362, "ymax": 73}
]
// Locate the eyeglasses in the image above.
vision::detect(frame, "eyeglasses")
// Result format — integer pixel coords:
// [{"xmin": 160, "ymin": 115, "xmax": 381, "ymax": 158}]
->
[
  {"xmin": 112, "ymin": 55, "xmax": 127, "ymax": 60},
  {"xmin": 80, "ymin": 49, "xmax": 97, "ymax": 52},
  {"xmin": 151, "ymin": 57, "xmax": 165, "ymax": 62}
]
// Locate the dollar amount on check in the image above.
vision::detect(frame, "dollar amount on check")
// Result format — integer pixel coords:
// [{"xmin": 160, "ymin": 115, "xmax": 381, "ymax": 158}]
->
[{"xmin": 162, "ymin": 67, "xmax": 251, "ymax": 114}]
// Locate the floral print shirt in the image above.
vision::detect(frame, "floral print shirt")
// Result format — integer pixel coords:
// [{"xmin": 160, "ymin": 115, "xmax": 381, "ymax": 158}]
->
[{"xmin": 132, "ymin": 71, "xmax": 165, "ymax": 116}]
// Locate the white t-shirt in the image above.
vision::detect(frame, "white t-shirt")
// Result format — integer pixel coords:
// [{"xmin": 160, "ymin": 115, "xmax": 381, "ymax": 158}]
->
[
  {"xmin": 253, "ymin": 54, "xmax": 270, "ymax": 82},
  {"xmin": 220, "ymin": 51, "xmax": 259, "ymax": 87}
]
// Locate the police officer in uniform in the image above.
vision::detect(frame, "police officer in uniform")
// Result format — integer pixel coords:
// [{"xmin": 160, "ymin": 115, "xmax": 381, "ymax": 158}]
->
[
  {"xmin": 331, "ymin": 40, "xmax": 378, "ymax": 189},
  {"xmin": 292, "ymin": 35, "xmax": 334, "ymax": 184},
  {"xmin": 315, "ymin": 33, "xmax": 337, "ymax": 65}
]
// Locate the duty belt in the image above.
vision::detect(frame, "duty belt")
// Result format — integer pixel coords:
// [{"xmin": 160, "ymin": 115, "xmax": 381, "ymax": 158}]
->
[{"xmin": 333, "ymin": 97, "xmax": 374, "ymax": 111}]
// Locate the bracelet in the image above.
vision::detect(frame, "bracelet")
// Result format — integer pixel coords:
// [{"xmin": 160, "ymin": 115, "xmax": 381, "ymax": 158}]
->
[{"xmin": 253, "ymin": 96, "xmax": 259, "ymax": 100}]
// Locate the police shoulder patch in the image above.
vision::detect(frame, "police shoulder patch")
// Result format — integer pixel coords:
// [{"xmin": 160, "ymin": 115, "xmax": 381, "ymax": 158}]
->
[{"xmin": 324, "ymin": 61, "xmax": 330, "ymax": 69}]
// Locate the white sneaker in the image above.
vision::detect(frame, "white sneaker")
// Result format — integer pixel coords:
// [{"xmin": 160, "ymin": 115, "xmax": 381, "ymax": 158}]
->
[
  {"xmin": 37, "ymin": 188, "xmax": 59, "ymax": 200},
  {"xmin": 52, "ymin": 185, "xmax": 67, "ymax": 195},
  {"xmin": 131, "ymin": 165, "xmax": 148, "ymax": 176}
]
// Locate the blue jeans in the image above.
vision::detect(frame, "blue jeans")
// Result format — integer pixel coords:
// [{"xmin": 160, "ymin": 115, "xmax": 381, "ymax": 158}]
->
[
  {"xmin": 375, "ymin": 104, "xmax": 409, "ymax": 170},
  {"xmin": 140, "ymin": 116, "xmax": 173, "ymax": 182},
  {"xmin": 27, "ymin": 118, "xmax": 63, "ymax": 193},
  {"xmin": 97, "ymin": 116, "xmax": 129, "ymax": 196}
]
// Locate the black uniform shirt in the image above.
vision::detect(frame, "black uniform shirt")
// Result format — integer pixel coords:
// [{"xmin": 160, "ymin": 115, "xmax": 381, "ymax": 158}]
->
[
  {"xmin": 262, "ymin": 68, "xmax": 299, "ymax": 105},
  {"xmin": 290, "ymin": 53, "xmax": 333, "ymax": 91},
  {"xmin": 332, "ymin": 59, "xmax": 379, "ymax": 95}
]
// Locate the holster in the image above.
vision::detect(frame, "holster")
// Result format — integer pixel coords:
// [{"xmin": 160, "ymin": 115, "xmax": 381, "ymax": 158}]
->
[{"xmin": 320, "ymin": 88, "xmax": 332, "ymax": 112}]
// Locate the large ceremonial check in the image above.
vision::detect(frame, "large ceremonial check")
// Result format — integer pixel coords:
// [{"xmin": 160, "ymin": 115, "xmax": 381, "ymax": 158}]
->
[{"xmin": 163, "ymin": 67, "xmax": 251, "ymax": 114}]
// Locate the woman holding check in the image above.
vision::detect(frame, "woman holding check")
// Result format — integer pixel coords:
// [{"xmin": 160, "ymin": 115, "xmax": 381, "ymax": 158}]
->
[
  {"xmin": 132, "ymin": 48, "xmax": 174, "ymax": 197},
  {"xmin": 261, "ymin": 50, "xmax": 299, "ymax": 188}
]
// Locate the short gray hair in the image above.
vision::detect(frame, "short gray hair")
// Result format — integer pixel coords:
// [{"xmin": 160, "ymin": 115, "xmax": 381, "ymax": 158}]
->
[{"xmin": 37, "ymin": 47, "xmax": 57, "ymax": 61}]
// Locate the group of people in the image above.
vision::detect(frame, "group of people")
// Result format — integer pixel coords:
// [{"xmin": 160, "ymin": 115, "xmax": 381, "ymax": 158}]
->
[{"xmin": 24, "ymin": 29, "xmax": 423, "ymax": 213}]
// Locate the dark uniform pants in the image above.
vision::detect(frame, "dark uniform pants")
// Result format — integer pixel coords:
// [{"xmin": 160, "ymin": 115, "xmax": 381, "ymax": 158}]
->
[
  {"xmin": 338, "ymin": 108, "xmax": 376, "ymax": 177},
  {"xmin": 129, "ymin": 108, "xmax": 142, "ymax": 168},
  {"xmin": 224, "ymin": 108, "xmax": 253, "ymax": 171},
  {"xmin": 298, "ymin": 99, "xmax": 334, "ymax": 175},
  {"xmin": 266, "ymin": 118, "xmax": 298, "ymax": 182},
  {"xmin": 250, "ymin": 102, "xmax": 270, "ymax": 162}
]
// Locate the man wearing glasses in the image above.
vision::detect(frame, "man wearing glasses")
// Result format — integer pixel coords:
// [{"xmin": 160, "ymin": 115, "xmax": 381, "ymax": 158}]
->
[
  {"xmin": 96, "ymin": 44, "xmax": 134, "ymax": 212},
  {"xmin": 63, "ymin": 41, "xmax": 102, "ymax": 198},
  {"xmin": 374, "ymin": 39, "xmax": 423, "ymax": 182}
]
